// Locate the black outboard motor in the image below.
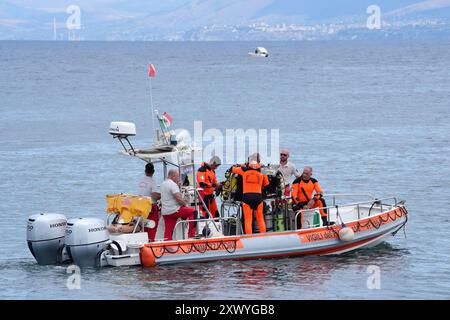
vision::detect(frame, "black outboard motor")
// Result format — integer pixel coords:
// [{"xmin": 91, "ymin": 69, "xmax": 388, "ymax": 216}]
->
[{"xmin": 27, "ymin": 213, "xmax": 67, "ymax": 265}]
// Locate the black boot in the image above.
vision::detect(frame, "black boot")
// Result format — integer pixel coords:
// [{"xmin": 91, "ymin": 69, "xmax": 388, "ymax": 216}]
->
[
  {"xmin": 192, "ymin": 210, "xmax": 199, "ymax": 230},
  {"xmin": 322, "ymin": 216, "xmax": 335, "ymax": 226}
]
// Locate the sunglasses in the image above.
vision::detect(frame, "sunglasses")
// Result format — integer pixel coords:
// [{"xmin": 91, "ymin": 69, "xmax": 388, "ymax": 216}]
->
[{"xmin": 280, "ymin": 154, "xmax": 288, "ymax": 156}]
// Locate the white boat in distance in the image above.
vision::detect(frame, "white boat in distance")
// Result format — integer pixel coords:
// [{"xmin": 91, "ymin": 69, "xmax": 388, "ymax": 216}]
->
[{"xmin": 248, "ymin": 47, "xmax": 269, "ymax": 57}]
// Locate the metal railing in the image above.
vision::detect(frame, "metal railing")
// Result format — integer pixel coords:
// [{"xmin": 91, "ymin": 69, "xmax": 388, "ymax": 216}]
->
[
  {"xmin": 322, "ymin": 193, "xmax": 376, "ymax": 206},
  {"xmin": 220, "ymin": 201, "xmax": 241, "ymax": 218},
  {"xmin": 179, "ymin": 186, "xmax": 223, "ymax": 234},
  {"xmin": 294, "ymin": 196, "xmax": 402, "ymax": 230},
  {"xmin": 173, "ymin": 216, "xmax": 243, "ymax": 240},
  {"xmin": 194, "ymin": 188, "xmax": 222, "ymax": 233},
  {"xmin": 106, "ymin": 213, "xmax": 145, "ymax": 234}
]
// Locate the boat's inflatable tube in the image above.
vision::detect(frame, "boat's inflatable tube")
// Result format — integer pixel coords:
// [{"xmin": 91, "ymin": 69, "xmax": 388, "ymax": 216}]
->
[
  {"xmin": 138, "ymin": 206, "xmax": 407, "ymax": 267},
  {"xmin": 27, "ymin": 213, "xmax": 67, "ymax": 265}
]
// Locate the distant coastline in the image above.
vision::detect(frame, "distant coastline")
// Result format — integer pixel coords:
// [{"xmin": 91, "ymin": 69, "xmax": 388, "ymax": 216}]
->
[{"xmin": 1, "ymin": 20, "xmax": 450, "ymax": 41}]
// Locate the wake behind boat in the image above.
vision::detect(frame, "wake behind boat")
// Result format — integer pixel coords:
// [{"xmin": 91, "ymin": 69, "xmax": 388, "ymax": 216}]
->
[{"xmin": 26, "ymin": 113, "xmax": 408, "ymax": 268}]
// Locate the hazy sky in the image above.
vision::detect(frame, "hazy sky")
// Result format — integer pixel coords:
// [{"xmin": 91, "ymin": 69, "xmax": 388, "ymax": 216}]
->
[
  {"xmin": 2, "ymin": 0, "xmax": 450, "ymax": 40},
  {"xmin": 4, "ymin": 0, "xmax": 450, "ymax": 18}
]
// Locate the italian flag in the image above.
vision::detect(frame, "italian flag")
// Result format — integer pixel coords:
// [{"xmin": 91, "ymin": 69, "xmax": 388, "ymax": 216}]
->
[{"xmin": 162, "ymin": 112, "xmax": 172, "ymax": 128}]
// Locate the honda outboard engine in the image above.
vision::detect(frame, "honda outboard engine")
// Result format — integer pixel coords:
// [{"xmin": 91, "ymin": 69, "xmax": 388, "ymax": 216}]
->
[
  {"xmin": 27, "ymin": 213, "xmax": 67, "ymax": 265},
  {"xmin": 65, "ymin": 217, "xmax": 109, "ymax": 268}
]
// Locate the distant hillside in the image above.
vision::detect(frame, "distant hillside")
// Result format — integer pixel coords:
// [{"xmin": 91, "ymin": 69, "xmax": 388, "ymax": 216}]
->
[{"xmin": 1, "ymin": 0, "xmax": 450, "ymax": 40}]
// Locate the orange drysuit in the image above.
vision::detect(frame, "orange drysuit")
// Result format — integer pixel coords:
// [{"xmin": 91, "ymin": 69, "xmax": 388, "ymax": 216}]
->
[
  {"xmin": 197, "ymin": 162, "xmax": 219, "ymax": 217},
  {"xmin": 231, "ymin": 165, "xmax": 269, "ymax": 234},
  {"xmin": 291, "ymin": 177, "xmax": 327, "ymax": 217}
]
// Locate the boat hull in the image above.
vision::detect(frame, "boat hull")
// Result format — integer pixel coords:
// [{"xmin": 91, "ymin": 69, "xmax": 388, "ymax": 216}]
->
[{"xmin": 140, "ymin": 206, "xmax": 407, "ymax": 266}]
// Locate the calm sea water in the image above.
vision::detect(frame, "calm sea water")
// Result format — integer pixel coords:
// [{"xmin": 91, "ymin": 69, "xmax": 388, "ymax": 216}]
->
[{"xmin": 0, "ymin": 40, "xmax": 449, "ymax": 299}]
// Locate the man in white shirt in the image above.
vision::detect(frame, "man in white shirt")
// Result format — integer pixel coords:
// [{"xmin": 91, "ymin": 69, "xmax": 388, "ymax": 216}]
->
[
  {"xmin": 277, "ymin": 148, "xmax": 301, "ymax": 194},
  {"xmin": 138, "ymin": 163, "xmax": 161, "ymax": 241},
  {"xmin": 138, "ymin": 163, "xmax": 161, "ymax": 201},
  {"xmin": 160, "ymin": 169, "xmax": 197, "ymax": 240}
]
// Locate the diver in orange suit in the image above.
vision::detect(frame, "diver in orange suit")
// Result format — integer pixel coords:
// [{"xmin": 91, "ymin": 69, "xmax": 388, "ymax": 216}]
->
[
  {"xmin": 197, "ymin": 156, "xmax": 221, "ymax": 218},
  {"xmin": 231, "ymin": 161, "xmax": 269, "ymax": 234},
  {"xmin": 292, "ymin": 166, "xmax": 332, "ymax": 228}
]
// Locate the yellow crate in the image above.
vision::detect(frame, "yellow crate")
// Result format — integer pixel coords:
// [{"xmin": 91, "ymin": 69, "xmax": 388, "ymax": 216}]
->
[
  {"xmin": 130, "ymin": 196, "xmax": 152, "ymax": 219},
  {"xmin": 106, "ymin": 194, "xmax": 152, "ymax": 221},
  {"xmin": 106, "ymin": 194, "xmax": 122, "ymax": 213}
]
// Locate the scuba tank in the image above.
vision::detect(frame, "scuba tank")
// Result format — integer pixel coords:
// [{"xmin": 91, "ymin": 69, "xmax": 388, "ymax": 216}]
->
[
  {"xmin": 233, "ymin": 174, "xmax": 243, "ymax": 201},
  {"xmin": 222, "ymin": 167, "xmax": 243, "ymax": 202},
  {"xmin": 276, "ymin": 171, "xmax": 285, "ymax": 198},
  {"xmin": 313, "ymin": 210, "xmax": 321, "ymax": 227},
  {"xmin": 223, "ymin": 216, "xmax": 238, "ymax": 236},
  {"xmin": 261, "ymin": 165, "xmax": 285, "ymax": 199},
  {"xmin": 273, "ymin": 206, "xmax": 285, "ymax": 231},
  {"xmin": 263, "ymin": 202, "xmax": 274, "ymax": 232},
  {"xmin": 286, "ymin": 199, "xmax": 295, "ymax": 230},
  {"xmin": 221, "ymin": 170, "xmax": 232, "ymax": 201}
]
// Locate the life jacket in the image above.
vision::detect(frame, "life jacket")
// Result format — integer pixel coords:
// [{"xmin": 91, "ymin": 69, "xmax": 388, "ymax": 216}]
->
[
  {"xmin": 291, "ymin": 177, "xmax": 323, "ymax": 204},
  {"xmin": 231, "ymin": 165, "xmax": 269, "ymax": 195},
  {"xmin": 196, "ymin": 162, "xmax": 217, "ymax": 195}
]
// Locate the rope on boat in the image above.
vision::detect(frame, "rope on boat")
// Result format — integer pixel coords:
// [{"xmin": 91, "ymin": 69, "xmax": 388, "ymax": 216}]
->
[
  {"xmin": 148, "ymin": 238, "xmax": 238, "ymax": 259},
  {"xmin": 368, "ymin": 199, "xmax": 381, "ymax": 216},
  {"xmin": 327, "ymin": 204, "xmax": 408, "ymax": 236},
  {"xmin": 392, "ymin": 206, "xmax": 408, "ymax": 237},
  {"xmin": 354, "ymin": 205, "xmax": 407, "ymax": 232},
  {"xmin": 326, "ymin": 206, "xmax": 347, "ymax": 238}
]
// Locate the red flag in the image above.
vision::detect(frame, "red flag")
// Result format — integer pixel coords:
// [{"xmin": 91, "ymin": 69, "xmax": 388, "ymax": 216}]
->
[
  {"xmin": 163, "ymin": 112, "xmax": 172, "ymax": 126},
  {"xmin": 148, "ymin": 64, "xmax": 156, "ymax": 77}
]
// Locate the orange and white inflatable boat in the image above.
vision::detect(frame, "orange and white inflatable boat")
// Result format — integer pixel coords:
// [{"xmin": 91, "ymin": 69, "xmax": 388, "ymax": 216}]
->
[{"xmin": 139, "ymin": 197, "xmax": 408, "ymax": 267}]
